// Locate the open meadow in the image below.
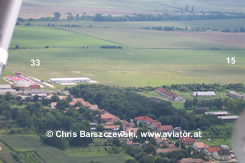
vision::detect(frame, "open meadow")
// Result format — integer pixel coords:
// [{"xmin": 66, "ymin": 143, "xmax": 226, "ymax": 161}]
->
[{"xmin": 2, "ymin": 25, "xmax": 244, "ymax": 87}]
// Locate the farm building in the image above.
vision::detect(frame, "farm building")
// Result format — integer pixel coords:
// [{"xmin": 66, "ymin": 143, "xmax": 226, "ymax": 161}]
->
[
  {"xmin": 23, "ymin": 90, "xmax": 49, "ymax": 96},
  {"xmin": 192, "ymin": 91, "xmax": 216, "ymax": 97},
  {"xmin": 0, "ymin": 84, "xmax": 12, "ymax": 90},
  {"xmin": 194, "ymin": 107, "xmax": 209, "ymax": 113},
  {"xmin": 227, "ymin": 91, "xmax": 245, "ymax": 100},
  {"xmin": 6, "ymin": 73, "xmax": 41, "ymax": 89},
  {"xmin": 205, "ymin": 111, "xmax": 229, "ymax": 116},
  {"xmin": 217, "ymin": 116, "xmax": 239, "ymax": 122},
  {"xmin": 49, "ymin": 77, "xmax": 91, "ymax": 84},
  {"xmin": 156, "ymin": 87, "xmax": 183, "ymax": 101},
  {"xmin": 0, "ymin": 89, "xmax": 17, "ymax": 96},
  {"xmin": 0, "ymin": 84, "xmax": 17, "ymax": 96}
]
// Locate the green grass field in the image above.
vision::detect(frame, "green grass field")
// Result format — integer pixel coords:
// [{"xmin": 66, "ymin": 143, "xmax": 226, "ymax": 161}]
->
[
  {"xmin": 0, "ymin": 135, "xmax": 132, "ymax": 163},
  {"xmin": 62, "ymin": 27, "xmax": 245, "ymax": 49},
  {"xmin": 10, "ymin": 26, "xmax": 116, "ymax": 49},
  {"xmin": 3, "ymin": 25, "xmax": 245, "ymax": 87}
]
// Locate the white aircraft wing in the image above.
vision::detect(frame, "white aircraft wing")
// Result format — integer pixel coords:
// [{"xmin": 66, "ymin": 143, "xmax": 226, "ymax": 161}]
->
[{"xmin": 0, "ymin": 0, "xmax": 22, "ymax": 76}]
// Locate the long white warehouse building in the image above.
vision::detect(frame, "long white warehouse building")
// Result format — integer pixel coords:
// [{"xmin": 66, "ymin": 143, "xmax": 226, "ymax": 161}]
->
[{"xmin": 49, "ymin": 77, "xmax": 91, "ymax": 84}]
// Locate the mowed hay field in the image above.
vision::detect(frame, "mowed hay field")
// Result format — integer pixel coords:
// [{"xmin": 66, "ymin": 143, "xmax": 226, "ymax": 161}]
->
[{"xmin": 4, "ymin": 26, "xmax": 245, "ymax": 87}]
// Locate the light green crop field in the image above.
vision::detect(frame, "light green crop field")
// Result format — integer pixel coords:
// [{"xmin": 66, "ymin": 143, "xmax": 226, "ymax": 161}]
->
[
  {"xmin": 62, "ymin": 27, "xmax": 245, "ymax": 49},
  {"xmin": 22, "ymin": 0, "xmax": 245, "ymax": 12},
  {"xmin": 4, "ymin": 26, "xmax": 245, "ymax": 87},
  {"xmin": 31, "ymin": 19, "xmax": 245, "ymax": 31},
  {"xmin": 10, "ymin": 26, "xmax": 116, "ymax": 48}
]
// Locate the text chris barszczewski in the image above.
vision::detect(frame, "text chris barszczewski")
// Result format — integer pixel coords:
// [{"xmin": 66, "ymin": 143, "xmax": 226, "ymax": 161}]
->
[{"xmin": 47, "ymin": 130, "xmax": 202, "ymax": 138}]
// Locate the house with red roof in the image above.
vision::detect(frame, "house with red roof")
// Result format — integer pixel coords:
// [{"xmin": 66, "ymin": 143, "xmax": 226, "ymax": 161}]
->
[
  {"xmin": 179, "ymin": 137, "xmax": 195, "ymax": 145},
  {"xmin": 51, "ymin": 102, "xmax": 57, "ymax": 109},
  {"xmin": 135, "ymin": 116, "xmax": 155, "ymax": 125},
  {"xmin": 193, "ymin": 142, "xmax": 208, "ymax": 151},
  {"xmin": 204, "ymin": 146, "xmax": 220, "ymax": 156},
  {"xmin": 156, "ymin": 87, "xmax": 183, "ymax": 101},
  {"xmin": 150, "ymin": 121, "xmax": 162, "ymax": 130},
  {"xmin": 103, "ymin": 125, "xmax": 120, "ymax": 131},
  {"xmin": 158, "ymin": 125, "xmax": 173, "ymax": 132},
  {"xmin": 101, "ymin": 113, "xmax": 121, "ymax": 122}
]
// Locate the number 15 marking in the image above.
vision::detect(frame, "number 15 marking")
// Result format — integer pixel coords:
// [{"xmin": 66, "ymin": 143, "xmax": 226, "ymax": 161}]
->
[{"xmin": 226, "ymin": 57, "xmax": 236, "ymax": 64}]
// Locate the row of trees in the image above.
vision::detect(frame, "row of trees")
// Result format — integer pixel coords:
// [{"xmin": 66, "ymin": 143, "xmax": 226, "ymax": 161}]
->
[
  {"xmin": 165, "ymin": 83, "xmax": 245, "ymax": 92},
  {"xmin": 18, "ymin": 11, "xmax": 245, "ymax": 23},
  {"xmin": 125, "ymin": 146, "xmax": 208, "ymax": 163}
]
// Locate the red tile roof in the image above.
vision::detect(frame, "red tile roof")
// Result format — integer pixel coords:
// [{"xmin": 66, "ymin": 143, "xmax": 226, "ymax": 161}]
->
[
  {"xmin": 195, "ymin": 142, "xmax": 207, "ymax": 149},
  {"xmin": 206, "ymin": 147, "xmax": 220, "ymax": 153},
  {"xmin": 152, "ymin": 121, "xmax": 162, "ymax": 129},
  {"xmin": 159, "ymin": 125, "xmax": 173, "ymax": 131},
  {"xmin": 179, "ymin": 137, "xmax": 195, "ymax": 142},
  {"xmin": 157, "ymin": 87, "xmax": 178, "ymax": 98},
  {"xmin": 51, "ymin": 102, "xmax": 57, "ymax": 107},
  {"xmin": 6, "ymin": 75, "xmax": 23, "ymax": 81},
  {"xmin": 101, "ymin": 113, "xmax": 120, "ymax": 121},
  {"xmin": 135, "ymin": 116, "xmax": 155, "ymax": 122},
  {"xmin": 103, "ymin": 125, "xmax": 120, "ymax": 130}
]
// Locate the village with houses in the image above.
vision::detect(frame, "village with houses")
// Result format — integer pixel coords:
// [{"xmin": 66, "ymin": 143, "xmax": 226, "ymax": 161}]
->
[{"xmin": 0, "ymin": 72, "xmax": 244, "ymax": 162}]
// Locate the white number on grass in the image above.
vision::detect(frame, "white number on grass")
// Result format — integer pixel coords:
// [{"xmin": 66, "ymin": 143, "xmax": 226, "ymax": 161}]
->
[
  {"xmin": 226, "ymin": 57, "xmax": 236, "ymax": 64},
  {"xmin": 31, "ymin": 59, "xmax": 41, "ymax": 67}
]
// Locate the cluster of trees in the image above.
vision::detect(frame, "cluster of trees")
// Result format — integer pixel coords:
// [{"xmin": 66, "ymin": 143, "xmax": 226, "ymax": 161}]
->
[
  {"xmin": 0, "ymin": 93, "xmax": 95, "ymax": 150},
  {"xmin": 222, "ymin": 27, "xmax": 245, "ymax": 33},
  {"xmin": 165, "ymin": 83, "xmax": 245, "ymax": 92},
  {"xmin": 17, "ymin": 11, "xmax": 245, "ymax": 23},
  {"xmin": 184, "ymin": 97, "xmax": 245, "ymax": 114},
  {"xmin": 202, "ymin": 127, "xmax": 232, "ymax": 139},
  {"xmin": 69, "ymin": 85, "xmax": 223, "ymax": 130},
  {"xmin": 125, "ymin": 146, "xmax": 208, "ymax": 163},
  {"xmin": 100, "ymin": 46, "xmax": 122, "ymax": 49},
  {"xmin": 145, "ymin": 26, "xmax": 187, "ymax": 31}
]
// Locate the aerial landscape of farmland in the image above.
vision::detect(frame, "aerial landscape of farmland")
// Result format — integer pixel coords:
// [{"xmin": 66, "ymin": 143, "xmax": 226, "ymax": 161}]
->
[{"xmin": 0, "ymin": 0, "xmax": 244, "ymax": 162}]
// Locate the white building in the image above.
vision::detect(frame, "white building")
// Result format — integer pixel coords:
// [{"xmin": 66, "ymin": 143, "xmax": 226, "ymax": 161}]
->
[
  {"xmin": 192, "ymin": 91, "xmax": 216, "ymax": 97},
  {"xmin": 0, "ymin": 84, "xmax": 12, "ymax": 90},
  {"xmin": 205, "ymin": 111, "xmax": 229, "ymax": 116},
  {"xmin": 0, "ymin": 84, "xmax": 17, "ymax": 96},
  {"xmin": 0, "ymin": 89, "xmax": 17, "ymax": 96},
  {"xmin": 227, "ymin": 91, "xmax": 245, "ymax": 100},
  {"xmin": 49, "ymin": 77, "xmax": 91, "ymax": 84}
]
